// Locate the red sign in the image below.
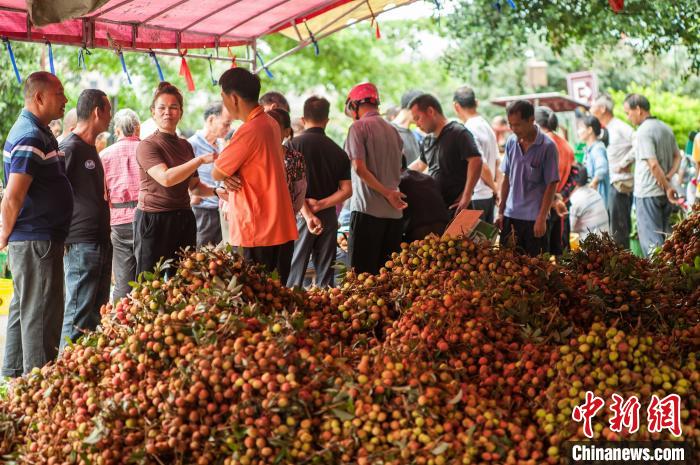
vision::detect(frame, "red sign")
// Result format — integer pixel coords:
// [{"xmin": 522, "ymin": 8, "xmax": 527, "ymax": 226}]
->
[{"xmin": 567, "ymin": 71, "xmax": 599, "ymax": 107}]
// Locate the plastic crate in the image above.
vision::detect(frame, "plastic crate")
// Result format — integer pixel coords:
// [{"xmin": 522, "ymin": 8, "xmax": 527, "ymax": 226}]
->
[
  {"xmin": 0, "ymin": 278, "xmax": 13, "ymax": 316},
  {"xmin": 0, "ymin": 250, "xmax": 8, "ymax": 278}
]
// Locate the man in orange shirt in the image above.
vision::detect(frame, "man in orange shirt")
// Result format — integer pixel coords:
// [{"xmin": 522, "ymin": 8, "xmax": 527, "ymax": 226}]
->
[{"xmin": 211, "ymin": 68, "xmax": 298, "ymax": 280}]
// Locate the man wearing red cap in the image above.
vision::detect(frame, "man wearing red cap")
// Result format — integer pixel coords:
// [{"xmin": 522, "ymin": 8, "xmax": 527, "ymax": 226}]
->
[{"xmin": 344, "ymin": 82, "xmax": 407, "ymax": 274}]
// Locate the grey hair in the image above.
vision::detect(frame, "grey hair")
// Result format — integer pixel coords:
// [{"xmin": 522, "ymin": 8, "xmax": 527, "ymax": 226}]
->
[
  {"xmin": 593, "ymin": 95, "xmax": 614, "ymax": 114},
  {"xmin": 112, "ymin": 109, "xmax": 140, "ymax": 137}
]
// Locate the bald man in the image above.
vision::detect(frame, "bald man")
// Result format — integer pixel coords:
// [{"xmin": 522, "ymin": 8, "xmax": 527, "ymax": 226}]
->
[
  {"xmin": 0, "ymin": 71, "xmax": 73, "ymax": 377},
  {"xmin": 57, "ymin": 108, "xmax": 77, "ymax": 143}
]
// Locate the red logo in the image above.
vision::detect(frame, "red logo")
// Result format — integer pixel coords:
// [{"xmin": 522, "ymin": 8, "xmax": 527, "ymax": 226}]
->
[
  {"xmin": 572, "ymin": 392, "xmax": 683, "ymax": 439},
  {"xmin": 648, "ymin": 394, "xmax": 682, "ymax": 437},
  {"xmin": 572, "ymin": 391, "xmax": 606, "ymax": 438},
  {"xmin": 609, "ymin": 393, "xmax": 641, "ymax": 434}
]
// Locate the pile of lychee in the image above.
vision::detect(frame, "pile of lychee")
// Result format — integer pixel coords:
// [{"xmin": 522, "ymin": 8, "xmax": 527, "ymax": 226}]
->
[{"xmin": 0, "ymin": 214, "xmax": 697, "ymax": 465}]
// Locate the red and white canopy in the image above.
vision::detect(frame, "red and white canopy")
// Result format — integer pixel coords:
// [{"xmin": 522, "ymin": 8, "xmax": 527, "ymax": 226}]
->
[{"xmin": 0, "ymin": 0, "xmax": 414, "ymax": 54}]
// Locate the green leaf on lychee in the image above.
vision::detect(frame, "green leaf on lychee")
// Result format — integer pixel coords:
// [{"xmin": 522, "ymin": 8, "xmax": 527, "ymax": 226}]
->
[
  {"xmin": 332, "ymin": 408, "xmax": 354, "ymax": 421},
  {"xmin": 431, "ymin": 442, "xmax": 449, "ymax": 455},
  {"xmin": 448, "ymin": 389, "xmax": 463, "ymax": 405}
]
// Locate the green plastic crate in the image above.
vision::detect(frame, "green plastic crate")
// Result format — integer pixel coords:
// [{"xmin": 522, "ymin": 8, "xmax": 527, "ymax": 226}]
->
[{"xmin": 0, "ymin": 250, "xmax": 8, "ymax": 278}]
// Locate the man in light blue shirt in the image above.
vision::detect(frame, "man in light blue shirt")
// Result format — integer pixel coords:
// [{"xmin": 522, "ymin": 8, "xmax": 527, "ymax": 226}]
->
[
  {"xmin": 188, "ymin": 103, "xmax": 232, "ymax": 247},
  {"xmin": 496, "ymin": 100, "xmax": 559, "ymax": 256}
]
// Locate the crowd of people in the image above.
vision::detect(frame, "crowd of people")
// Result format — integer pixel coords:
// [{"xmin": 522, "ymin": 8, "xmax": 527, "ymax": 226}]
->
[{"xmin": 1, "ymin": 68, "xmax": 695, "ymax": 376}]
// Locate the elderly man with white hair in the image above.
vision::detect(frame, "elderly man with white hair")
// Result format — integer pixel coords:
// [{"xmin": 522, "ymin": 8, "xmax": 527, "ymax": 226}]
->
[
  {"xmin": 590, "ymin": 94, "xmax": 635, "ymax": 249},
  {"xmin": 100, "ymin": 108, "xmax": 141, "ymax": 301}
]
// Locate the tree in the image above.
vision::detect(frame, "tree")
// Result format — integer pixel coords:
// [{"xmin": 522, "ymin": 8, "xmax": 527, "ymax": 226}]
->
[
  {"xmin": 444, "ymin": 0, "xmax": 700, "ymax": 78},
  {"xmin": 0, "ymin": 18, "xmax": 454, "ymax": 148},
  {"xmin": 0, "ymin": 42, "xmax": 38, "ymax": 145}
]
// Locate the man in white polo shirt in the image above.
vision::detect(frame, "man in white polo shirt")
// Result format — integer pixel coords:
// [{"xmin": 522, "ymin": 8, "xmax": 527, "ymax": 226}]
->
[{"xmin": 453, "ymin": 86, "xmax": 499, "ymax": 223}]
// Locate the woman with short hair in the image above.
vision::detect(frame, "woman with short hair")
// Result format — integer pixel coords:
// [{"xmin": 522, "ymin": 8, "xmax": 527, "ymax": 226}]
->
[{"xmin": 134, "ymin": 82, "xmax": 220, "ymax": 276}]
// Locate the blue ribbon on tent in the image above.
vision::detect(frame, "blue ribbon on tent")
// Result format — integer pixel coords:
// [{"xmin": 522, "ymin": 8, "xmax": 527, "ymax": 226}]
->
[
  {"xmin": 3, "ymin": 38, "xmax": 22, "ymax": 84},
  {"xmin": 303, "ymin": 21, "xmax": 319, "ymax": 56},
  {"xmin": 46, "ymin": 41, "xmax": 55, "ymax": 75},
  {"xmin": 149, "ymin": 50, "xmax": 165, "ymax": 81},
  {"xmin": 78, "ymin": 47, "xmax": 91, "ymax": 70},
  {"xmin": 493, "ymin": 0, "xmax": 516, "ymax": 11},
  {"xmin": 255, "ymin": 51, "xmax": 274, "ymax": 78},
  {"xmin": 118, "ymin": 50, "xmax": 132, "ymax": 85},
  {"xmin": 207, "ymin": 56, "xmax": 217, "ymax": 86}
]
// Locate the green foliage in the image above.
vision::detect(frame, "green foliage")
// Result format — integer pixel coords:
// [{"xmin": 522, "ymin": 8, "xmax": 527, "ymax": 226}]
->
[
  {"xmin": 0, "ymin": 42, "xmax": 37, "ymax": 144},
  {"xmin": 0, "ymin": 19, "xmax": 452, "ymax": 147},
  {"xmin": 0, "ymin": 41, "xmax": 240, "ymax": 148},
  {"xmin": 609, "ymin": 83, "xmax": 700, "ymax": 145},
  {"xmin": 260, "ymin": 19, "xmax": 458, "ymax": 142},
  {"xmin": 263, "ymin": 18, "xmax": 451, "ymax": 110},
  {"xmin": 444, "ymin": 0, "xmax": 700, "ymax": 78}
]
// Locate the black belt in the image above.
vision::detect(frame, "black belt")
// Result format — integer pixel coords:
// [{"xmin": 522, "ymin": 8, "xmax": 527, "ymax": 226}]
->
[{"xmin": 112, "ymin": 201, "xmax": 137, "ymax": 209}]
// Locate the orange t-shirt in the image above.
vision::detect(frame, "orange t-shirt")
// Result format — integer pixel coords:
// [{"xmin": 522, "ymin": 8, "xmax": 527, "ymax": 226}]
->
[
  {"xmin": 214, "ymin": 106, "xmax": 298, "ymax": 247},
  {"xmin": 547, "ymin": 131, "xmax": 575, "ymax": 193}
]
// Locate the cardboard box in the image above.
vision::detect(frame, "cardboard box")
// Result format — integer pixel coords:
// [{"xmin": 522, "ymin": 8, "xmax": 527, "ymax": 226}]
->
[{"xmin": 442, "ymin": 209, "xmax": 498, "ymax": 244}]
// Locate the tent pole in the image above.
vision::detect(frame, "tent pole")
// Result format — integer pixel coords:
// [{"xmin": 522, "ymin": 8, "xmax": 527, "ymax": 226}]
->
[
  {"xmin": 257, "ymin": 2, "xmax": 412, "ymax": 73},
  {"xmin": 251, "ymin": 39, "xmax": 257, "ymax": 73}
]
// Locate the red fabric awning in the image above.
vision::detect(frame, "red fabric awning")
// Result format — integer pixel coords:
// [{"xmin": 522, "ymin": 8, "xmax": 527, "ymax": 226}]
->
[{"xmin": 0, "ymin": 0, "xmax": 413, "ymax": 52}]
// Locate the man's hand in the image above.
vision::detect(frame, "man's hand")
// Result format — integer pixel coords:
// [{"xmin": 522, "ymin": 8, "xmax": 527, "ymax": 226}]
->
[
  {"xmin": 666, "ymin": 187, "xmax": 680, "ymax": 205},
  {"xmin": 199, "ymin": 152, "xmax": 216, "ymax": 165},
  {"xmin": 553, "ymin": 199, "xmax": 568, "ymax": 217},
  {"xmin": 0, "ymin": 233, "xmax": 8, "ymax": 251},
  {"xmin": 450, "ymin": 195, "xmax": 472, "ymax": 214},
  {"xmin": 215, "ymin": 187, "xmax": 229, "ymax": 202},
  {"xmin": 190, "ymin": 195, "xmax": 202, "ymax": 206},
  {"xmin": 306, "ymin": 215, "xmax": 323, "ymax": 235},
  {"xmin": 493, "ymin": 191, "xmax": 500, "ymax": 207},
  {"xmin": 224, "ymin": 175, "xmax": 242, "ymax": 192},
  {"xmin": 590, "ymin": 178, "xmax": 599, "ymax": 190},
  {"xmin": 534, "ymin": 216, "xmax": 547, "ymax": 238},
  {"xmin": 385, "ymin": 190, "xmax": 408, "ymax": 210},
  {"xmin": 495, "ymin": 214, "xmax": 505, "ymax": 231},
  {"xmin": 307, "ymin": 198, "xmax": 325, "ymax": 214},
  {"xmin": 615, "ymin": 165, "xmax": 632, "ymax": 174}
]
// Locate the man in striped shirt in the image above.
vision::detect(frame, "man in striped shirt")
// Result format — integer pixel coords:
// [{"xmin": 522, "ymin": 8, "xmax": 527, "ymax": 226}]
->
[
  {"xmin": 0, "ymin": 72, "xmax": 73, "ymax": 377},
  {"xmin": 101, "ymin": 109, "xmax": 141, "ymax": 301}
]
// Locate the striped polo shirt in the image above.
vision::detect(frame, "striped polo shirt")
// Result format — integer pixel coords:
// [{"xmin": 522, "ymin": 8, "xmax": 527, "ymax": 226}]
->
[{"xmin": 3, "ymin": 109, "xmax": 73, "ymax": 241}]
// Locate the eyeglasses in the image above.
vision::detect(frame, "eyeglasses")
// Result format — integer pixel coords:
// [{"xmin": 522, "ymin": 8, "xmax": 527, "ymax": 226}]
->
[{"xmin": 155, "ymin": 105, "xmax": 181, "ymax": 113}]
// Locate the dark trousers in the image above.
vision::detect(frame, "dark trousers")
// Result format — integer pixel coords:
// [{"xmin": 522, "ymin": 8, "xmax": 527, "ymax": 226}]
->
[
  {"xmin": 3, "ymin": 240, "xmax": 64, "ymax": 377},
  {"xmin": 288, "ymin": 208, "xmax": 338, "ymax": 288},
  {"xmin": 134, "ymin": 209, "xmax": 196, "ymax": 277},
  {"xmin": 61, "ymin": 242, "xmax": 112, "ymax": 350},
  {"xmin": 502, "ymin": 216, "xmax": 548, "ymax": 257},
  {"xmin": 192, "ymin": 207, "xmax": 222, "ymax": 248},
  {"xmin": 635, "ymin": 195, "xmax": 674, "ymax": 257},
  {"xmin": 547, "ymin": 208, "xmax": 570, "ymax": 256},
  {"xmin": 277, "ymin": 240, "xmax": 295, "ymax": 285},
  {"xmin": 349, "ymin": 212, "xmax": 403, "ymax": 275},
  {"xmin": 608, "ymin": 186, "xmax": 632, "ymax": 249},
  {"xmin": 111, "ymin": 223, "xmax": 136, "ymax": 301},
  {"xmin": 471, "ymin": 197, "xmax": 496, "ymax": 224},
  {"xmin": 242, "ymin": 242, "xmax": 294, "ymax": 284}
]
